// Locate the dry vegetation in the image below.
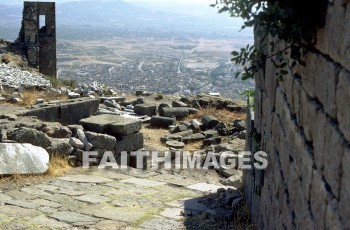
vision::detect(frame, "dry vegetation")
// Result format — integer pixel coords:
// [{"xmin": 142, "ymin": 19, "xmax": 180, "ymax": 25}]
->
[
  {"xmin": 17, "ymin": 90, "xmax": 68, "ymax": 106},
  {"xmin": 0, "ymin": 89, "xmax": 68, "ymax": 107},
  {"xmin": 142, "ymin": 125, "xmax": 169, "ymax": 151},
  {"xmin": 0, "ymin": 154, "xmax": 71, "ymax": 191},
  {"xmin": 185, "ymin": 107, "xmax": 247, "ymax": 123}
]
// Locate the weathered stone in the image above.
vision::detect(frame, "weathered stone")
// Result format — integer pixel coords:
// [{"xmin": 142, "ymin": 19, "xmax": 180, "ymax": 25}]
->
[
  {"xmin": 45, "ymin": 126, "xmax": 72, "ymax": 139},
  {"xmin": 74, "ymin": 194, "xmax": 110, "ymax": 204},
  {"xmin": 203, "ymin": 137, "xmax": 222, "ymax": 146},
  {"xmin": 7, "ymin": 127, "xmax": 51, "ymax": 148},
  {"xmin": 76, "ymin": 129, "xmax": 93, "ymax": 151},
  {"xmin": 166, "ymin": 140, "xmax": 185, "ymax": 149},
  {"xmin": 69, "ymin": 137, "xmax": 85, "ymax": 150},
  {"xmin": 337, "ymin": 69, "xmax": 350, "ymax": 142},
  {"xmin": 220, "ymin": 171, "xmax": 243, "ymax": 189},
  {"xmin": 183, "ymin": 133, "xmax": 206, "ymax": 144},
  {"xmin": 68, "ymin": 92, "xmax": 80, "ymax": 99},
  {"xmin": 188, "ymin": 108, "xmax": 200, "ymax": 114},
  {"xmin": 171, "ymin": 124, "xmax": 188, "ymax": 134},
  {"xmin": 202, "ymin": 115, "xmax": 219, "ymax": 130},
  {"xmin": 115, "ymin": 132, "xmax": 144, "ymax": 153},
  {"xmin": 30, "ymin": 215, "xmax": 71, "ymax": 229},
  {"xmin": 80, "ymin": 114, "xmax": 142, "ymax": 136},
  {"xmin": 50, "ymin": 211, "xmax": 98, "ymax": 225},
  {"xmin": 134, "ymin": 104, "xmax": 157, "ymax": 117},
  {"xmin": 0, "ymin": 143, "xmax": 49, "ymax": 175},
  {"xmin": 48, "ymin": 138, "xmax": 74, "ymax": 156},
  {"xmin": 85, "ymin": 131, "xmax": 116, "ymax": 150},
  {"xmin": 160, "ymin": 135, "xmax": 183, "ymax": 143},
  {"xmin": 58, "ymin": 174, "xmax": 113, "ymax": 184},
  {"xmin": 159, "ymin": 107, "xmax": 189, "ymax": 119},
  {"xmin": 26, "ymin": 98, "xmax": 100, "ymax": 125},
  {"xmin": 233, "ymin": 119, "xmax": 247, "ymax": 131},
  {"xmin": 187, "ymin": 183, "xmax": 232, "ymax": 193},
  {"xmin": 172, "ymin": 100, "xmax": 188, "ymax": 107},
  {"xmin": 120, "ymin": 178, "xmax": 166, "ymax": 187},
  {"xmin": 202, "ymin": 130, "xmax": 219, "ymax": 138},
  {"xmin": 150, "ymin": 116, "xmax": 176, "ymax": 128}
]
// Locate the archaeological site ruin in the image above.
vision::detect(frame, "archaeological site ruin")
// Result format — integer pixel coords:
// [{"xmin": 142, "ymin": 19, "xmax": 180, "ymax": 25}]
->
[{"xmin": 18, "ymin": 1, "xmax": 57, "ymax": 77}]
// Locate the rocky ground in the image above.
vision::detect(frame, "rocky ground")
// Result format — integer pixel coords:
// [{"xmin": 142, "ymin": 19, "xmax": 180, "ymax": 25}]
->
[{"xmin": 0, "ymin": 47, "xmax": 253, "ymax": 229}]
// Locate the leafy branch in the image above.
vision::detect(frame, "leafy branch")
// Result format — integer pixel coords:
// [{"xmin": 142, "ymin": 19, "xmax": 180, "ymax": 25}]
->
[{"xmin": 211, "ymin": 0, "xmax": 327, "ymax": 80}]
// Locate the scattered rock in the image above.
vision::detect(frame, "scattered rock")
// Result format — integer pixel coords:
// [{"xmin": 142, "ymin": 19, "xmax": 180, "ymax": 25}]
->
[
  {"xmin": 150, "ymin": 116, "xmax": 176, "ymax": 128},
  {"xmin": 166, "ymin": 140, "xmax": 185, "ymax": 149},
  {"xmin": 134, "ymin": 104, "xmax": 156, "ymax": 117},
  {"xmin": 183, "ymin": 133, "xmax": 206, "ymax": 144},
  {"xmin": 202, "ymin": 115, "xmax": 219, "ymax": 130},
  {"xmin": 76, "ymin": 129, "xmax": 93, "ymax": 151},
  {"xmin": 233, "ymin": 119, "xmax": 247, "ymax": 132},
  {"xmin": 159, "ymin": 107, "xmax": 189, "ymax": 119},
  {"xmin": 69, "ymin": 137, "xmax": 85, "ymax": 150},
  {"xmin": 203, "ymin": 137, "xmax": 222, "ymax": 146},
  {"xmin": 68, "ymin": 92, "xmax": 80, "ymax": 99},
  {"xmin": 172, "ymin": 100, "xmax": 188, "ymax": 107},
  {"xmin": 171, "ymin": 124, "xmax": 188, "ymax": 134}
]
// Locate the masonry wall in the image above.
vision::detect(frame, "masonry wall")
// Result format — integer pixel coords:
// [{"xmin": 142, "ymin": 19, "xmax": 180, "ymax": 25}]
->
[
  {"xmin": 19, "ymin": 2, "xmax": 56, "ymax": 77},
  {"xmin": 244, "ymin": 0, "xmax": 350, "ymax": 229}
]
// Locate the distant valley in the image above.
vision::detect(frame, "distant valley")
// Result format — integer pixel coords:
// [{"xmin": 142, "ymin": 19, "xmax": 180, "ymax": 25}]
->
[{"xmin": 0, "ymin": 0, "xmax": 254, "ymax": 98}]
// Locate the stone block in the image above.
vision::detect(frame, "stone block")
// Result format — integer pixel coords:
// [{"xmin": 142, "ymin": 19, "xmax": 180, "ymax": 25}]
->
[
  {"xmin": 0, "ymin": 143, "xmax": 49, "ymax": 175},
  {"xmin": 80, "ymin": 114, "xmax": 142, "ymax": 136},
  {"xmin": 26, "ymin": 98, "xmax": 99, "ymax": 125},
  {"xmin": 316, "ymin": 1, "xmax": 350, "ymax": 71},
  {"xmin": 85, "ymin": 131, "xmax": 116, "ymax": 150},
  {"xmin": 336, "ymin": 69, "xmax": 350, "ymax": 143},
  {"xmin": 134, "ymin": 104, "xmax": 156, "ymax": 117},
  {"xmin": 115, "ymin": 132, "xmax": 144, "ymax": 153},
  {"xmin": 339, "ymin": 148, "xmax": 350, "ymax": 227},
  {"xmin": 310, "ymin": 170, "xmax": 330, "ymax": 229}
]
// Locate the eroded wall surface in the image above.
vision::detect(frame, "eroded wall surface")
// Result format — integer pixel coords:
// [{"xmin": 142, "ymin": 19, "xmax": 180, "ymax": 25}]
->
[{"xmin": 244, "ymin": 0, "xmax": 350, "ymax": 228}]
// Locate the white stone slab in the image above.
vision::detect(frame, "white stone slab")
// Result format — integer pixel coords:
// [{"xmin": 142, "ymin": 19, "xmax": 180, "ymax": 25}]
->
[{"xmin": 0, "ymin": 143, "xmax": 49, "ymax": 175}]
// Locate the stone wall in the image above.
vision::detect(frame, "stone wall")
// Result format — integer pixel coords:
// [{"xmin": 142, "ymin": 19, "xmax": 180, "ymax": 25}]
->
[
  {"xmin": 19, "ymin": 2, "xmax": 57, "ymax": 77},
  {"xmin": 244, "ymin": 0, "xmax": 350, "ymax": 229}
]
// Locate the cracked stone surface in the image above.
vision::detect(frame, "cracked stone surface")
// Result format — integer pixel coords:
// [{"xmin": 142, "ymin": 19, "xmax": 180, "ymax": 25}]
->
[{"xmin": 0, "ymin": 167, "xmax": 236, "ymax": 229}]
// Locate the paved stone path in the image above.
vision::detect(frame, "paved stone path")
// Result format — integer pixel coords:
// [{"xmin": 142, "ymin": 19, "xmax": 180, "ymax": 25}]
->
[{"xmin": 0, "ymin": 168, "xmax": 236, "ymax": 229}]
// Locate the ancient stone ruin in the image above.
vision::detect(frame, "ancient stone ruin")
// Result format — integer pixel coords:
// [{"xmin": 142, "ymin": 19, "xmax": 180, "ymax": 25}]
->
[{"xmin": 17, "ymin": 1, "xmax": 57, "ymax": 77}]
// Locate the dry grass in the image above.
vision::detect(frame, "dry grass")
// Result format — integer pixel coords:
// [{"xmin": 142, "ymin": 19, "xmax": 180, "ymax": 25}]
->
[
  {"xmin": 0, "ymin": 154, "xmax": 71, "ymax": 190},
  {"xmin": 46, "ymin": 154, "xmax": 72, "ymax": 177},
  {"xmin": 1, "ymin": 53, "xmax": 26, "ymax": 66},
  {"xmin": 141, "ymin": 126, "xmax": 169, "ymax": 151},
  {"xmin": 0, "ymin": 89, "xmax": 68, "ymax": 106},
  {"xmin": 184, "ymin": 141, "xmax": 204, "ymax": 152},
  {"xmin": 185, "ymin": 107, "xmax": 247, "ymax": 123},
  {"xmin": 18, "ymin": 90, "xmax": 68, "ymax": 106}
]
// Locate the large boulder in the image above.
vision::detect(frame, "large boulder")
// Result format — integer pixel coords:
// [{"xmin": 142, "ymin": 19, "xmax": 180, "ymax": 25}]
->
[
  {"xmin": 79, "ymin": 114, "xmax": 142, "ymax": 136},
  {"xmin": 48, "ymin": 138, "xmax": 74, "ymax": 156},
  {"xmin": 0, "ymin": 143, "xmax": 49, "ymax": 175},
  {"xmin": 7, "ymin": 127, "xmax": 51, "ymax": 148}
]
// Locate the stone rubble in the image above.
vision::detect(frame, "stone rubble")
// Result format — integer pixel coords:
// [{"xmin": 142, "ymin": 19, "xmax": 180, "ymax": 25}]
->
[{"xmin": 0, "ymin": 63, "xmax": 51, "ymax": 90}]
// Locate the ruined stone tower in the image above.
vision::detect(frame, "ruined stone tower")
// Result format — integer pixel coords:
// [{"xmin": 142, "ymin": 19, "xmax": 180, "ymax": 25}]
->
[{"xmin": 18, "ymin": 1, "xmax": 57, "ymax": 77}]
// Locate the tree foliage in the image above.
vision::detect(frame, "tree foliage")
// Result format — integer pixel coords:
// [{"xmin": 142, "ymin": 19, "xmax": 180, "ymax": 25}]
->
[{"xmin": 211, "ymin": 0, "xmax": 328, "ymax": 80}]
